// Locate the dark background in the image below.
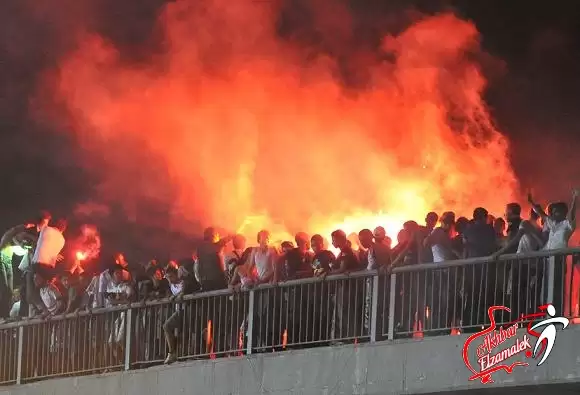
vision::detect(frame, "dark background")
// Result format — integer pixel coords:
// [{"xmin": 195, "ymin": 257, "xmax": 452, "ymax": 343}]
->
[{"xmin": 0, "ymin": 0, "xmax": 578, "ymax": 260}]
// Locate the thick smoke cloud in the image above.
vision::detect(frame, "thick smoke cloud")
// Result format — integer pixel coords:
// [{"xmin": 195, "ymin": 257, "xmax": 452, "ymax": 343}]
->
[{"xmin": 34, "ymin": 0, "xmax": 518, "ymax": 248}]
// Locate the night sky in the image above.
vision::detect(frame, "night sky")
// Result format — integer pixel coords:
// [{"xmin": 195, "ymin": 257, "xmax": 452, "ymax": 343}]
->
[{"xmin": 0, "ymin": 0, "xmax": 579, "ymax": 260}]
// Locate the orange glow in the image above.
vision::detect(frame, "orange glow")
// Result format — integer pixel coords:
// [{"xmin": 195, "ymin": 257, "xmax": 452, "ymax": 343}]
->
[{"xmin": 45, "ymin": 1, "xmax": 517, "ymax": 246}]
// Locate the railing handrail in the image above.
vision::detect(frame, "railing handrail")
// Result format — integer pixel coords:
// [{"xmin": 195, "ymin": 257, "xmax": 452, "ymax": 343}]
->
[
  {"xmin": 2, "ymin": 247, "xmax": 578, "ymax": 330},
  {"xmin": 0, "ymin": 269, "xmax": 379, "ymax": 329},
  {"xmin": 391, "ymin": 247, "xmax": 580, "ymax": 273}
]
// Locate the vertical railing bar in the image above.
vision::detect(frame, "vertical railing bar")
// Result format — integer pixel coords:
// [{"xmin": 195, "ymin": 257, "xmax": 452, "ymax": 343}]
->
[
  {"xmin": 246, "ymin": 290, "xmax": 254, "ymax": 355},
  {"xmin": 370, "ymin": 275, "xmax": 379, "ymax": 343},
  {"xmin": 387, "ymin": 273, "xmax": 396, "ymax": 340},
  {"xmin": 16, "ymin": 325, "xmax": 23, "ymax": 385},
  {"xmin": 546, "ymin": 256, "xmax": 555, "ymax": 305},
  {"xmin": 124, "ymin": 308, "xmax": 132, "ymax": 371}
]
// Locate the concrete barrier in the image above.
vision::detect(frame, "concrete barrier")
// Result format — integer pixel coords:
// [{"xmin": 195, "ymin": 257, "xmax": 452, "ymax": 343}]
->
[{"xmin": 4, "ymin": 324, "xmax": 580, "ymax": 395}]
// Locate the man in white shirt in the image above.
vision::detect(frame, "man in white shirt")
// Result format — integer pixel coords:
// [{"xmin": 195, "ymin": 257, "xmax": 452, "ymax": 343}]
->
[
  {"xmin": 28, "ymin": 219, "xmax": 66, "ymax": 316},
  {"xmin": 424, "ymin": 212, "xmax": 459, "ymax": 263},
  {"xmin": 33, "ymin": 272, "xmax": 64, "ymax": 317},
  {"xmin": 0, "ymin": 212, "xmax": 51, "ymax": 318},
  {"xmin": 250, "ymin": 230, "xmax": 276, "ymax": 284},
  {"xmin": 423, "ymin": 212, "xmax": 460, "ymax": 329},
  {"xmin": 163, "ymin": 266, "xmax": 195, "ymax": 364},
  {"xmin": 529, "ymin": 190, "xmax": 578, "ymax": 250},
  {"xmin": 33, "ymin": 219, "xmax": 67, "ymax": 270},
  {"xmin": 528, "ymin": 189, "xmax": 578, "ymax": 311}
]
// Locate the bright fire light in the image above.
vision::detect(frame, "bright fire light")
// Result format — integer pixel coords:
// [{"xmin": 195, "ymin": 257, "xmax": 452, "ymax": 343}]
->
[{"xmin": 76, "ymin": 251, "xmax": 87, "ymax": 260}]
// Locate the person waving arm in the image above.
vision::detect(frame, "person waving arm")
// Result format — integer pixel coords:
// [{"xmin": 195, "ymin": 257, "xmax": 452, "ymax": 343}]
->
[{"xmin": 567, "ymin": 189, "xmax": 579, "ymax": 231}]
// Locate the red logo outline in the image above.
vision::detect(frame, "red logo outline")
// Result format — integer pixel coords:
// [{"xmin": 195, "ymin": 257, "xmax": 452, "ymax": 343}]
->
[{"xmin": 462, "ymin": 305, "xmax": 551, "ymax": 384}]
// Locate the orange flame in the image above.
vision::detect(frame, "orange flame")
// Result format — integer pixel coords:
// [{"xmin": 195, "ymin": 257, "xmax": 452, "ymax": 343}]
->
[{"xmin": 44, "ymin": 1, "xmax": 517, "ymax": 246}]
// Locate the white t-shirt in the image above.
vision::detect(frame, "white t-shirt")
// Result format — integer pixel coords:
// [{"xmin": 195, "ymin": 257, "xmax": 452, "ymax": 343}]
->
[
  {"xmin": 430, "ymin": 227, "xmax": 455, "ymax": 263},
  {"xmin": 9, "ymin": 301, "xmax": 20, "ymax": 318},
  {"xmin": 517, "ymin": 221, "xmax": 541, "ymax": 253},
  {"xmin": 252, "ymin": 248, "xmax": 275, "ymax": 281},
  {"xmin": 40, "ymin": 283, "xmax": 62, "ymax": 313},
  {"xmin": 169, "ymin": 280, "xmax": 185, "ymax": 312},
  {"xmin": 169, "ymin": 281, "xmax": 184, "ymax": 296},
  {"xmin": 18, "ymin": 251, "xmax": 32, "ymax": 272},
  {"xmin": 32, "ymin": 227, "xmax": 65, "ymax": 267},
  {"xmin": 366, "ymin": 247, "xmax": 377, "ymax": 270},
  {"xmin": 104, "ymin": 281, "xmax": 132, "ymax": 308},
  {"xmin": 543, "ymin": 218, "xmax": 574, "ymax": 250},
  {"xmin": 98, "ymin": 270, "xmax": 113, "ymax": 295},
  {"xmin": 85, "ymin": 275, "xmax": 100, "ymax": 308}
]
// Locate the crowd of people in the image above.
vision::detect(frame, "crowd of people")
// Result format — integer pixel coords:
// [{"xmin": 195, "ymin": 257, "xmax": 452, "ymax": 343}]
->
[{"xmin": 0, "ymin": 189, "xmax": 577, "ymax": 366}]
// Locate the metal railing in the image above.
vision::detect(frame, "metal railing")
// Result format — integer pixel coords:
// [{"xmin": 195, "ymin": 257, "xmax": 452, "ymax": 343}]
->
[{"xmin": 1, "ymin": 247, "xmax": 579, "ymax": 386}]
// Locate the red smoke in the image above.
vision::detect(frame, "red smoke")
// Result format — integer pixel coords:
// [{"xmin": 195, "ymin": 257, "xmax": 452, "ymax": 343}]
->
[{"xmin": 45, "ymin": 0, "xmax": 517, "ymax": 244}]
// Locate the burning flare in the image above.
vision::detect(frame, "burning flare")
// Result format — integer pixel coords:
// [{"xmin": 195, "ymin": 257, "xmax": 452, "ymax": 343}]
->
[{"xmin": 43, "ymin": 0, "xmax": 517, "ymax": 244}]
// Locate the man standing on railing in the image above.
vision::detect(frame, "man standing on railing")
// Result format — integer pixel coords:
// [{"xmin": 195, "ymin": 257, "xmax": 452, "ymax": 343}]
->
[
  {"xmin": 462, "ymin": 208, "xmax": 497, "ymax": 329},
  {"xmin": 163, "ymin": 265, "xmax": 196, "ymax": 364},
  {"xmin": 423, "ymin": 212, "xmax": 460, "ymax": 331},
  {"xmin": 492, "ymin": 206, "xmax": 545, "ymax": 318},
  {"xmin": 195, "ymin": 227, "xmax": 233, "ymax": 292},
  {"xmin": 528, "ymin": 189, "xmax": 578, "ymax": 314},
  {"xmin": 284, "ymin": 232, "xmax": 314, "ymax": 280},
  {"xmin": 330, "ymin": 230, "xmax": 360, "ymax": 343},
  {"xmin": 282, "ymin": 232, "xmax": 314, "ymax": 346},
  {"xmin": 372, "ymin": 226, "xmax": 392, "ymax": 268},
  {"xmin": 419, "ymin": 212, "xmax": 439, "ymax": 263},
  {"xmin": 195, "ymin": 227, "xmax": 233, "ymax": 356},
  {"xmin": 359, "ymin": 228, "xmax": 389, "ymax": 336},
  {"xmin": 424, "ymin": 212, "xmax": 459, "ymax": 263},
  {"xmin": 29, "ymin": 218, "xmax": 67, "ymax": 317},
  {"xmin": 1, "ymin": 211, "xmax": 51, "ymax": 317},
  {"xmin": 249, "ymin": 230, "xmax": 277, "ymax": 349},
  {"xmin": 310, "ymin": 234, "xmax": 335, "ymax": 342}
]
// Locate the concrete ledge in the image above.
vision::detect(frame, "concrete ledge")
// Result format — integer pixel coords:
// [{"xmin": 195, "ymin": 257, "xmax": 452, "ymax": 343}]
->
[{"xmin": 4, "ymin": 325, "xmax": 580, "ymax": 395}]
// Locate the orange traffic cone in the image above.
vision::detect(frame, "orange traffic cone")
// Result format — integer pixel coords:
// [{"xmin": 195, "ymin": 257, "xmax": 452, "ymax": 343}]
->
[
  {"xmin": 237, "ymin": 330, "xmax": 244, "ymax": 356},
  {"xmin": 449, "ymin": 317, "xmax": 461, "ymax": 335},
  {"xmin": 282, "ymin": 329, "xmax": 288, "ymax": 350},
  {"xmin": 206, "ymin": 320, "xmax": 216, "ymax": 359},
  {"xmin": 412, "ymin": 316, "xmax": 424, "ymax": 339}
]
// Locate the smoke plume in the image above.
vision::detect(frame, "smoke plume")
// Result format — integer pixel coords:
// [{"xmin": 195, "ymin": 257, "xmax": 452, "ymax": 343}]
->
[{"xmin": 38, "ymin": 0, "xmax": 518, "ymax": 244}]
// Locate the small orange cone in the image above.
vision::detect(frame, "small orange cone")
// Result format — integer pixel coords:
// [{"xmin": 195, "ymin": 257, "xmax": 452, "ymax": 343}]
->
[
  {"xmin": 237, "ymin": 330, "xmax": 244, "ymax": 356},
  {"xmin": 282, "ymin": 329, "xmax": 288, "ymax": 350},
  {"xmin": 206, "ymin": 320, "xmax": 216, "ymax": 359},
  {"xmin": 450, "ymin": 327, "xmax": 461, "ymax": 335},
  {"xmin": 412, "ymin": 317, "xmax": 424, "ymax": 339}
]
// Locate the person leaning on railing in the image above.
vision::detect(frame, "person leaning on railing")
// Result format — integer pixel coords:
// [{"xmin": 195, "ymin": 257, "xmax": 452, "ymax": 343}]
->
[
  {"xmin": 29, "ymin": 219, "xmax": 67, "ymax": 317},
  {"xmin": 490, "ymin": 205, "xmax": 545, "ymax": 318},
  {"xmin": 528, "ymin": 188, "xmax": 578, "ymax": 312},
  {"xmin": 162, "ymin": 265, "xmax": 196, "ymax": 365},
  {"xmin": 0, "ymin": 211, "xmax": 51, "ymax": 318}
]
